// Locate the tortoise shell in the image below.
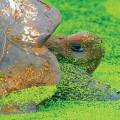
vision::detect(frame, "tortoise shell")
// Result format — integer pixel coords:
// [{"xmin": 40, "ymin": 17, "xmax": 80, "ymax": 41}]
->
[
  {"xmin": 0, "ymin": 0, "xmax": 61, "ymax": 61},
  {"xmin": 0, "ymin": 0, "xmax": 61, "ymax": 97}
]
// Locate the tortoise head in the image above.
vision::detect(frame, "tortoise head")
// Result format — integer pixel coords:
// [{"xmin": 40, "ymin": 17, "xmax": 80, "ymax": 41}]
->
[{"xmin": 46, "ymin": 32, "xmax": 105, "ymax": 73}]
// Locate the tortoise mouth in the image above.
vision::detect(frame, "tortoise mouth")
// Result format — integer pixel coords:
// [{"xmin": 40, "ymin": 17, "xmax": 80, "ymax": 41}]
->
[{"xmin": 60, "ymin": 55, "xmax": 102, "ymax": 73}]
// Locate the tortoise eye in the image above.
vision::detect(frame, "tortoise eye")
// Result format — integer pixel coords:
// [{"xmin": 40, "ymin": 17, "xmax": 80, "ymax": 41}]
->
[{"xmin": 71, "ymin": 44, "xmax": 84, "ymax": 52}]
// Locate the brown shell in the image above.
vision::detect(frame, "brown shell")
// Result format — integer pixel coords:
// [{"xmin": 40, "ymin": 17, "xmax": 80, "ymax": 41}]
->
[{"xmin": 0, "ymin": 0, "xmax": 61, "ymax": 47}]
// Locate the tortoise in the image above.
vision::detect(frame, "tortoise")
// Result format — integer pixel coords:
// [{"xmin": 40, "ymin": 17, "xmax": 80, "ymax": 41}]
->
[
  {"xmin": 0, "ymin": 0, "xmax": 61, "ymax": 96},
  {"xmin": 0, "ymin": 0, "xmax": 113, "ymax": 114}
]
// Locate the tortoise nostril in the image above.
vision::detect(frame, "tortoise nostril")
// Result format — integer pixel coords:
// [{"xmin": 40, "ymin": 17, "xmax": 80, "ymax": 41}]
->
[{"xmin": 71, "ymin": 44, "xmax": 84, "ymax": 52}]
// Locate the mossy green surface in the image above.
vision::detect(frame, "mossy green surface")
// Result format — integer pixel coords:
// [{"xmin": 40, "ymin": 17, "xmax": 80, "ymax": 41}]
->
[
  {"xmin": 0, "ymin": 86, "xmax": 56, "ymax": 108},
  {"xmin": 0, "ymin": 0, "xmax": 120, "ymax": 119},
  {"xmin": 106, "ymin": 0, "xmax": 120, "ymax": 19},
  {"xmin": 1, "ymin": 100, "xmax": 120, "ymax": 120}
]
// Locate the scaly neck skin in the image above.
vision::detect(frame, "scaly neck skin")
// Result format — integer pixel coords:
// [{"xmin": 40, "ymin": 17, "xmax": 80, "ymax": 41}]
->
[{"xmin": 46, "ymin": 32, "xmax": 104, "ymax": 73}]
